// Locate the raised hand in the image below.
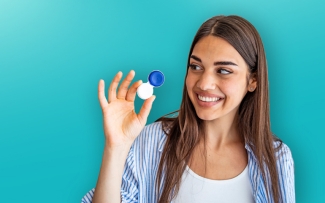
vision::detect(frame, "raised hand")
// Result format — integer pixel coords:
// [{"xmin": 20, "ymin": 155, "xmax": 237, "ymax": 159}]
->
[{"xmin": 98, "ymin": 70, "xmax": 155, "ymax": 150}]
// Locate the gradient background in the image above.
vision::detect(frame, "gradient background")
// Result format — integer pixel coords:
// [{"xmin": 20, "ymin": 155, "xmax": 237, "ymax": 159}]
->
[{"xmin": 0, "ymin": 0, "xmax": 324, "ymax": 202}]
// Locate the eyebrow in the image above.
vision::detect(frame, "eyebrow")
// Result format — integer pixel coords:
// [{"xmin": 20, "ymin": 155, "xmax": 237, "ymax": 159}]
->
[{"xmin": 190, "ymin": 55, "xmax": 238, "ymax": 66}]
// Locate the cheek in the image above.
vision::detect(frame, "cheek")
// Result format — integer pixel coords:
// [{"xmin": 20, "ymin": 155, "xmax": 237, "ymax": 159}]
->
[
  {"xmin": 221, "ymin": 78, "xmax": 247, "ymax": 99},
  {"xmin": 185, "ymin": 74, "xmax": 195, "ymax": 90}
]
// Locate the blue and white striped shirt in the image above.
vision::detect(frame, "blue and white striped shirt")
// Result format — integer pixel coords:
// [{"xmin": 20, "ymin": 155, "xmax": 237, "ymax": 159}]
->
[{"xmin": 82, "ymin": 122, "xmax": 295, "ymax": 203}]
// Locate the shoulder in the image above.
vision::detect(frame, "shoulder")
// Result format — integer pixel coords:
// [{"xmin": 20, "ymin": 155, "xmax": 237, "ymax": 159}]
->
[
  {"xmin": 273, "ymin": 140, "xmax": 294, "ymax": 164},
  {"xmin": 132, "ymin": 121, "xmax": 167, "ymax": 153},
  {"xmin": 273, "ymin": 140, "xmax": 295, "ymax": 187},
  {"xmin": 273, "ymin": 141, "xmax": 296, "ymax": 202},
  {"xmin": 247, "ymin": 140, "xmax": 294, "ymax": 177},
  {"xmin": 247, "ymin": 140, "xmax": 294, "ymax": 165},
  {"xmin": 249, "ymin": 141, "xmax": 295, "ymax": 202},
  {"xmin": 139, "ymin": 121, "xmax": 166, "ymax": 137}
]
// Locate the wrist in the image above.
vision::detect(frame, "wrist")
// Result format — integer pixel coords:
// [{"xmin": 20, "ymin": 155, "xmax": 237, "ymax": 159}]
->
[{"xmin": 104, "ymin": 143, "xmax": 131, "ymax": 159}]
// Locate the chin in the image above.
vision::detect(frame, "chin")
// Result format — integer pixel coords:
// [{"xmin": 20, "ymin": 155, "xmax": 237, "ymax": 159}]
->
[{"xmin": 196, "ymin": 111, "xmax": 219, "ymax": 121}]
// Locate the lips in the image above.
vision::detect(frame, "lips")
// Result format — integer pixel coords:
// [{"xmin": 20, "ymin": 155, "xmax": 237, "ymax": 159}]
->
[{"xmin": 195, "ymin": 93, "xmax": 224, "ymax": 107}]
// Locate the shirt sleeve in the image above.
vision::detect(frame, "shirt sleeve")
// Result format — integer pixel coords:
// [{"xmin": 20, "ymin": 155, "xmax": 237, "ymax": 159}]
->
[
  {"xmin": 80, "ymin": 144, "xmax": 139, "ymax": 203},
  {"xmin": 81, "ymin": 188, "xmax": 95, "ymax": 203},
  {"xmin": 276, "ymin": 143, "xmax": 295, "ymax": 203},
  {"xmin": 120, "ymin": 144, "xmax": 139, "ymax": 202}
]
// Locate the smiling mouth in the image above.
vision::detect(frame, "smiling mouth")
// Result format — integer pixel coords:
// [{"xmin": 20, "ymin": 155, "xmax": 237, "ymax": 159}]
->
[{"xmin": 197, "ymin": 94, "xmax": 223, "ymax": 102}]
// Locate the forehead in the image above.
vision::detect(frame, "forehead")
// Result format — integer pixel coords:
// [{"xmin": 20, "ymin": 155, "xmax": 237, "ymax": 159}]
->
[{"xmin": 191, "ymin": 35, "xmax": 246, "ymax": 66}]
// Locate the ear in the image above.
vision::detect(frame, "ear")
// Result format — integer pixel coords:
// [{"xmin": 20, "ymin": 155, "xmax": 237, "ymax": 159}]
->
[{"xmin": 247, "ymin": 73, "xmax": 257, "ymax": 92}]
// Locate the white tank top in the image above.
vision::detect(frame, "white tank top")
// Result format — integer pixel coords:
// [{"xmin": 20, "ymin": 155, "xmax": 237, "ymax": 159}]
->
[{"xmin": 172, "ymin": 165, "xmax": 254, "ymax": 203}]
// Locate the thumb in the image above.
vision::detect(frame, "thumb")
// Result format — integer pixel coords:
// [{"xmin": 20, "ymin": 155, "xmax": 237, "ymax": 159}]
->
[{"xmin": 137, "ymin": 95, "xmax": 156, "ymax": 126}]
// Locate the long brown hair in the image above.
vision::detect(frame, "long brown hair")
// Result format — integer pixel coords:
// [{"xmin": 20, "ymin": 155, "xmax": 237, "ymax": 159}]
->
[{"xmin": 156, "ymin": 15, "xmax": 283, "ymax": 203}]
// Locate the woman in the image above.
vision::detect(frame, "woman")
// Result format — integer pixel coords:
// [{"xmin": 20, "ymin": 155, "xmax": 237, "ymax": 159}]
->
[{"xmin": 82, "ymin": 15, "xmax": 295, "ymax": 203}]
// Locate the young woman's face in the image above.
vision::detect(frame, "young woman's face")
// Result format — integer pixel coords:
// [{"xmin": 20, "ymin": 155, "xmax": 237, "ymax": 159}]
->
[{"xmin": 186, "ymin": 35, "xmax": 256, "ymax": 121}]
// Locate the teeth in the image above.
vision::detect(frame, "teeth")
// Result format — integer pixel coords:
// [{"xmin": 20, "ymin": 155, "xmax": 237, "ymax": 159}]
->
[{"xmin": 198, "ymin": 95, "xmax": 221, "ymax": 102}]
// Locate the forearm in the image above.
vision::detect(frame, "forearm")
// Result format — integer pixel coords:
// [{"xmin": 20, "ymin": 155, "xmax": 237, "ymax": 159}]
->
[{"xmin": 92, "ymin": 146, "xmax": 131, "ymax": 203}]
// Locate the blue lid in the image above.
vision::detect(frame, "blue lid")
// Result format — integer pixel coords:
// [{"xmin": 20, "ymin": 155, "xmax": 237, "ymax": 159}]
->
[{"xmin": 148, "ymin": 70, "xmax": 165, "ymax": 87}]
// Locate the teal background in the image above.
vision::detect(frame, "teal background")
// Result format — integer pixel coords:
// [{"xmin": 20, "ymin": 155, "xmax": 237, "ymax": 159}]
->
[{"xmin": 0, "ymin": 0, "xmax": 324, "ymax": 202}]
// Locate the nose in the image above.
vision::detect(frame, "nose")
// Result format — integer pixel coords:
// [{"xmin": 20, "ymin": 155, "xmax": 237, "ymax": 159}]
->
[{"xmin": 196, "ymin": 71, "xmax": 216, "ymax": 91}]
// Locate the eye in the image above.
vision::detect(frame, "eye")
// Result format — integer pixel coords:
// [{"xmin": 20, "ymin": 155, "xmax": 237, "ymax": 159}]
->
[
  {"xmin": 218, "ymin": 68, "xmax": 232, "ymax": 75},
  {"xmin": 189, "ymin": 64, "xmax": 202, "ymax": 71}
]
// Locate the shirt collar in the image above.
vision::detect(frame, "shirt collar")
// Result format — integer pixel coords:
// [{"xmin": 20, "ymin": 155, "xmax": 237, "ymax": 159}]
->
[
  {"xmin": 159, "ymin": 137, "xmax": 257, "ymax": 157},
  {"xmin": 245, "ymin": 142, "xmax": 252, "ymax": 152},
  {"xmin": 158, "ymin": 134, "xmax": 167, "ymax": 152},
  {"xmin": 245, "ymin": 142, "xmax": 257, "ymax": 162}
]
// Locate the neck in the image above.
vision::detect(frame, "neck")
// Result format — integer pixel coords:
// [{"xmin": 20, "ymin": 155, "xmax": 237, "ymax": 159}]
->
[{"xmin": 201, "ymin": 112, "xmax": 244, "ymax": 150}]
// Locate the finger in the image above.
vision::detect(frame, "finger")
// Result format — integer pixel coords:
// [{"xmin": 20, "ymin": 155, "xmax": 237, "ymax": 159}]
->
[
  {"xmin": 108, "ymin": 71, "xmax": 123, "ymax": 103},
  {"xmin": 137, "ymin": 95, "xmax": 156, "ymax": 126},
  {"xmin": 117, "ymin": 70, "xmax": 135, "ymax": 100},
  {"xmin": 98, "ymin": 79, "xmax": 108, "ymax": 109},
  {"xmin": 126, "ymin": 80, "xmax": 143, "ymax": 102}
]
